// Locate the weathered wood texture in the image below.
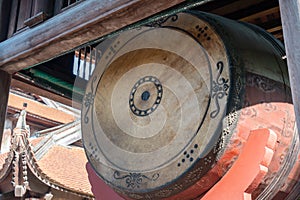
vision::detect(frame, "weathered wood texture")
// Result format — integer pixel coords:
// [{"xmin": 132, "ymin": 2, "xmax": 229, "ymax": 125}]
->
[
  {"xmin": 0, "ymin": 0, "xmax": 186, "ymax": 73},
  {"xmin": 279, "ymin": 0, "xmax": 300, "ymax": 135},
  {"xmin": 0, "ymin": 0, "xmax": 11, "ymax": 42},
  {"xmin": 0, "ymin": 70, "xmax": 11, "ymax": 150}
]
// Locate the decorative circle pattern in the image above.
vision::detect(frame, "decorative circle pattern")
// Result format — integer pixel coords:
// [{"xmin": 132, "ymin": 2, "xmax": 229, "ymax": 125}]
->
[{"xmin": 129, "ymin": 76, "xmax": 163, "ymax": 117}]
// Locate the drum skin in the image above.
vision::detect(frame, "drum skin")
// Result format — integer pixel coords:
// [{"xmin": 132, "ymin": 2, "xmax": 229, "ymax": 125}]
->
[{"xmin": 82, "ymin": 11, "xmax": 299, "ymax": 200}]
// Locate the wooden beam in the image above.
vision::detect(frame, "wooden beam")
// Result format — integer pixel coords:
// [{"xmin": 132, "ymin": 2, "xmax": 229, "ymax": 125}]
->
[
  {"xmin": 257, "ymin": 18, "xmax": 282, "ymax": 30},
  {"xmin": 210, "ymin": 0, "xmax": 266, "ymax": 16},
  {"xmin": 11, "ymin": 78, "xmax": 81, "ymax": 109},
  {"xmin": 197, "ymin": 0, "xmax": 237, "ymax": 12},
  {"xmin": 273, "ymin": 32, "xmax": 283, "ymax": 40},
  {"xmin": 267, "ymin": 26, "xmax": 282, "ymax": 33},
  {"xmin": 8, "ymin": 92, "xmax": 75, "ymax": 124},
  {"xmin": 239, "ymin": 7, "xmax": 279, "ymax": 23},
  {"xmin": 224, "ymin": 0, "xmax": 279, "ymax": 20},
  {"xmin": 0, "ymin": 0, "xmax": 186, "ymax": 73},
  {"xmin": 279, "ymin": 0, "xmax": 300, "ymax": 135},
  {"xmin": 0, "ymin": 70, "xmax": 11, "ymax": 150}
]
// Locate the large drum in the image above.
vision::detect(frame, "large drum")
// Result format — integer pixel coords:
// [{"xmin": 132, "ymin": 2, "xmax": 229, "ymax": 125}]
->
[{"xmin": 82, "ymin": 11, "xmax": 299, "ymax": 199}]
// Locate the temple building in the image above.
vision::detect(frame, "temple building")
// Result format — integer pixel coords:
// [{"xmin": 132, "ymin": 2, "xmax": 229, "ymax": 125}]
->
[{"xmin": 0, "ymin": 100, "xmax": 93, "ymax": 199}]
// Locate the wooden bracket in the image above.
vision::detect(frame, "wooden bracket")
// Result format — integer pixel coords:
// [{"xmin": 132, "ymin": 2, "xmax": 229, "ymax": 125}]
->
[{"xmin": 202, "ymin": 129, "xmax": 277, "ymax": 200}]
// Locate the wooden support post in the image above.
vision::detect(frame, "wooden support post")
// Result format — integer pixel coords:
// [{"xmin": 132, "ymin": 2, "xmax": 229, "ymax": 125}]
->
[
  {"xmin": 279, "ymin": 0, "xmax": 300, "ymax": 136},
  {"xmin": 0, "ymin": 70, "xmax": 11, "ymax": 150}
]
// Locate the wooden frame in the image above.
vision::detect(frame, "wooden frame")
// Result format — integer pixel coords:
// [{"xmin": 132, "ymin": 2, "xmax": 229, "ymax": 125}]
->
[{"xmin": 0, "ymin": 0, "xmax": 186, "ymax": 73}]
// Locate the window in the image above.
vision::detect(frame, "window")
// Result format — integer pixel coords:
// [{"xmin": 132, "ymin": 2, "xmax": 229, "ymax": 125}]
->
[
  {"xmin": 7, "ymin": 0, "xmax": 54, "ymax": 37},
  {"xmin": 54, "ymin": 0, "xmax": 83, "ymax": 14}
]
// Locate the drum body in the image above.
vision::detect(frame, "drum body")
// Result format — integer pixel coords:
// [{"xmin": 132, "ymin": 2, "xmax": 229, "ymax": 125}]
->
[{"xmin": 82, "ymin": 11, "xmax": 299, "ymax": 200}]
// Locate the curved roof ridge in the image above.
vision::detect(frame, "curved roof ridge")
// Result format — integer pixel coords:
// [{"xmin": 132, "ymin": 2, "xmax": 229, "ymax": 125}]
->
[
  {"xmin": 0, "ymin": 105, "xmax": 93, "ymax": 199},
  {"xmin": 24, "ymin": 140, "xmax": 93, "ymax": 198}
]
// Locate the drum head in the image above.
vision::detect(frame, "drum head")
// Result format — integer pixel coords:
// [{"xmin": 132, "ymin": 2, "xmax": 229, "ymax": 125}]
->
[{"xmin": 82, "ymin": 12, "xmax": 230, "ymax": 198}]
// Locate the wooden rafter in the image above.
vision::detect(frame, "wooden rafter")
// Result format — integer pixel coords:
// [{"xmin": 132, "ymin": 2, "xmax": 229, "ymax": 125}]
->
[
  {"xmin": 239, "ymin": 7, "xmax": 280, "ymax": 23},
  {"xmin": 7, "ymin": 92, "xmax": 75, "ymax": 124},
  {"xmin": 11, "ymin": 78, "xmax": 80, "ymax": 108},
  {"xmin": 210, "ymin": 0, "xmax": 267, "ymax": 16},
  {"xmin": 195, "ymin": 0, "xmax": 283, "ymax": 43},
  {"xmin": 267, "ymin": 26, "xmax": 282, "ymax": 33}
]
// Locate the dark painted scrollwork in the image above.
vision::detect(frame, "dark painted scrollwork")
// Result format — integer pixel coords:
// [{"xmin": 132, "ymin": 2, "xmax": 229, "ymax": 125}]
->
[
  {"xmin": 210, "ymin": 61, "xmax": 229, "ymax": 118},
  {"xmin": 146, "ymin": 14, "xmax": 178, "ymax": 27},
  {"xmin": 114, "ymin": 171, "xmax": 159, "ymax": 189},
  {"xmin": 83, "ymin": 76, "xmax": 97, "ymax": 123},
  {"xmin": 129, "ymin": 76, "xmax": 163, "ymax": 117},
  {"xmin": 247, "ymin": 74, "xmax": 276, "ymax": 92}
]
